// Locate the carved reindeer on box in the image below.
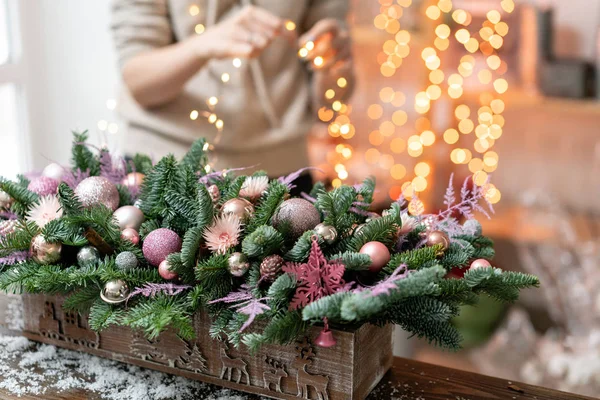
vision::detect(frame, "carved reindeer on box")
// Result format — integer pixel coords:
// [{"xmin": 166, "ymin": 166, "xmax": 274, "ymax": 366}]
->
[
  {"xmin": 263, "ymin": 355, "xmax": 288, "ymax": 393},
  {"xmin": 293, "ymin": 339, "xmax": 329, "ymax": 400},
  {"xmin": 219, "ymin": 346, "xmax": 250, "ymax": 385}
]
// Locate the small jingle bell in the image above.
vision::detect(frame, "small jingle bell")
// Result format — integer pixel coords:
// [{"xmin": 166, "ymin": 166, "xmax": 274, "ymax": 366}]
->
[
  {"xmin": 100, "ymin": 279, "xmax": 130, "ymax": 304},
  {"xmin": 314, "ymin": 328, "xmax": 336, "ymax": 348},
  {"xmin": 314, "ymin": 223, "xmax": 337, "ymax": 245}
]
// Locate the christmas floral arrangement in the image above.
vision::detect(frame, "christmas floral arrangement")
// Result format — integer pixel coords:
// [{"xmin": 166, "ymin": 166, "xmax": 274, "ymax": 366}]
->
[{"xmin": 0, "ymin": 132, "xmax": 538, "ymax": 351}]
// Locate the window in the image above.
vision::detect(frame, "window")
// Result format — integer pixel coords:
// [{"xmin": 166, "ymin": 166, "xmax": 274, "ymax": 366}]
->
[{"xmin": 0, "ymin": 0, "xmax": 30, "ymax": 180}]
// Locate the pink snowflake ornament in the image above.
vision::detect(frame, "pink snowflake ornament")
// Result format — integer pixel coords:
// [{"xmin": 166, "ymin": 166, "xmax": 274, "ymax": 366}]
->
[{"xmin": 282, "ymin": 237, "xmax": 346, "ymax": 311}]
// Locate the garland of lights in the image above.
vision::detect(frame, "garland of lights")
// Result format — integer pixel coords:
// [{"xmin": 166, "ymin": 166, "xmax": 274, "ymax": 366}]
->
[{"xmin": 315, "ymin": 0, "xmax": 511, "ymax": 210}]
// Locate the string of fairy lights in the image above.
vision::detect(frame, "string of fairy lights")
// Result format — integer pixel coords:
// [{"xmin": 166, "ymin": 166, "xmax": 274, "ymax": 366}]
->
[
  {"xmin": 314, "ymin": 0, "xmax": 511, "ymax": 209},
  {"xmin": 99, "ymin": 1, "xmax": 510, "ymax": 209}
]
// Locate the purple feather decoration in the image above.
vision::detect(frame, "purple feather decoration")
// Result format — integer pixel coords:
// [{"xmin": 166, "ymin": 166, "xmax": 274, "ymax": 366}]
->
[
  {"xmin": 127, "ymin": 283, "xmax": 192, "ymax": 300},
  {"xmin": 300, "ymin": 192, "xmax": 317, "ymax": 203},
  {"xmin": 0, "ymin": 251, "xmax": 28, "ymax": 266},
  {"xmin": 354, "ymin": 265, "xmax": 410, "ymax": 297},
  {"xmin": 198, "ymin": 165, "xmax": 258, "ymax": 185},
  {"xmin": 62, "ymin": 169, "xmax": 90, "ymax": 188},
  {"xmin": 278, "ymin": 167, "xmax": 323, "ymax": 190},
  {"xmin": 443, "ymin": 173, "xmax": 455, "ymax": 210},
  {"xmin": 0, "ymin": 211, "xmax": 18, "ymax": 220},
  {"xmin": 209, "ymin": 284, "xmax": 271, "ymax": 332},
  {"xmin": 99, "ymin": 150, "xmax": 127, "ymax": 185}
]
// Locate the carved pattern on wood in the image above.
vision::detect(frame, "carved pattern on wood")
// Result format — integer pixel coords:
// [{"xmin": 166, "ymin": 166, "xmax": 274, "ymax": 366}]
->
[
  {"xmin": 130, "ymin": 331, "xmax": 207, "ymax": 373},
  {"xmin": 219, "ymin": 345, "xmax": 250, "ymax": 385},
  {"xmin": 263, "ymin": 355, "xmax": 289, "ymax": 393},
  {"xmin": 293, "ymin": 338, "xmax": 330, "ymax": 400},
  {"xmin": 38, "ymin": 301, "xmax": 99, "ymax": 349}
]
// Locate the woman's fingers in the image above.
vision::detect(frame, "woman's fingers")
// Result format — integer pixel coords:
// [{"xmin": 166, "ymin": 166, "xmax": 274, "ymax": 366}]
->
[{"xmin": 299, "ymin": 19, "xmax": 340, "ymax": 48}]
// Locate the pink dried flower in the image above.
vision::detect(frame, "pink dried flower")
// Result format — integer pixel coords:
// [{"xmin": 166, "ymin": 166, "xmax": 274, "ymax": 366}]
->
[
  {"xmin": 26, "ymin": 195, "xmax": 63, "ymax": 228},
  {"xmin": 203, "ymin": 214, "xmax": 241, "ymax": 254},
  {"xmin": 398, "ymin": 212, "xmax": 417, "ymax": 235},
  {"xmin": 239, "ymin": 176, "xmax": 269, "ymax": 201}
]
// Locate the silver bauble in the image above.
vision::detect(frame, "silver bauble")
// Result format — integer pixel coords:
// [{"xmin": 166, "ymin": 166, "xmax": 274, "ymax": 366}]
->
[
  {"xmin": 30, "ymin": 234, "xmax": 62, "ymax": 265},
  {"xmin": 314, "ymin": 223, "xmax": 338, "ymax": 244},
  {"xmin": 100, "ymin": 279, "xmax": 130, "ymax": 304},
  {"xmin": 0, "ymin": 190, "xmax": 13, "ymax": 210},
  {"xmin": 75, "ymin": 176, "xmax": 120, "ymax": 211},
  {"xmin": 272, "ymin": 198, "xmax": 321, "ymax": 240},
  {"xmin": 228, "ymin": 252, "xmax": 250, "ymax": 277},
  {"xmin": 113, "ymin": 205, "xmax": 145, "ymax": 230},
  {"xmin": 77, "ymin": 246, "xmax": 100, "ymax": 267},
  {"xmin": 115, "ymin": 251, "xmax": 139, "ymax": 271},
  {"xmin": 221, "ymin": 198, "xmax": 254, "ymax": 223}
]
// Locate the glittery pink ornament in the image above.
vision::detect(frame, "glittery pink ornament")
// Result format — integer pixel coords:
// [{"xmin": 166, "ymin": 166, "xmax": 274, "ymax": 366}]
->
[
  {"xmin": 359, "ymin": 241, "xmax": 391, "ymax": 273},
  {"xmin": 75, "ymin": 176, "xmax": 120, "ymax": 211},
  {"xmin": 158, "ymin": 259, "xmax": 178, "ymax": 280},
  {"xmin": 121, "ymin": 228, "xmax": 140, "ymax": 245},
  {"xmin": 143, "ymin": 228, "xmax": 182, "ymax": 266},
  {"xmin": 272, "ymin": 198, "xmax": 321, "ymax": 240},
  {"xmin": 470, "ymin": 258, "xmax": 492, "ymax": 270},
  {"xmin": 27, "ymin": 176, "xmax": 59, "ymax": 196}
]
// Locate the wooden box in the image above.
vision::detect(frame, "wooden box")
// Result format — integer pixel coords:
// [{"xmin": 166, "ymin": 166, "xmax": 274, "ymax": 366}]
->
[{"xmin": 20, "ymin": 294, "xmax": 393, "ymax": 400}]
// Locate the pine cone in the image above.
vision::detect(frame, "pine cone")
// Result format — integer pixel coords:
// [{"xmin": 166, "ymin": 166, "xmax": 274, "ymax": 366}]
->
[{"xmin": 260, "ymin": 255, "xmax": 284, "ymax": 282}]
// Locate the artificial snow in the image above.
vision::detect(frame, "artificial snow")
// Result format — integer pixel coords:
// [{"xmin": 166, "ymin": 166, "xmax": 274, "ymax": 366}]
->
[{"xmin": 0, "ymin": 334, "xmax": 263, "ymax": 399}]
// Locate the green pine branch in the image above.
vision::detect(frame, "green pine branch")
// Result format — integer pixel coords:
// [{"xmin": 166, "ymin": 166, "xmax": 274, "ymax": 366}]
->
[{"xmin": 242, "ymin": 225, "xmax": 284, "ymax": 259}]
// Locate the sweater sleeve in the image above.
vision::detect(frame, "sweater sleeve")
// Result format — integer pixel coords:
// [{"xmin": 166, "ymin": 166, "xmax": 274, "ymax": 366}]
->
[
  {"xmin": 110, "ymin": 0, "xmax": 174, "ymax": 68},
  {"xmin": 302, "ymin": 0, "xmax": 349, "ymax": 32}
]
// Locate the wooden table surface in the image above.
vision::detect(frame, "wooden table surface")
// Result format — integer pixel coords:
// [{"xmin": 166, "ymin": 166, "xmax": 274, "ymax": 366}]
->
[{"xmin": 0, "ymin": 352, "xmax": 594, "ymax": 400}]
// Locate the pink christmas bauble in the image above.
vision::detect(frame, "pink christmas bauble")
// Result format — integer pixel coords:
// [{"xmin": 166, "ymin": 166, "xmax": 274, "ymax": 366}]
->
[
  {"xmin": 470, "ymin": 258, "xmax": 492, "ymax": 270},
  {"xmin": 121, "ymin": 228, "xmax": 140, "ymax": 245},
  {"xmin": 27, "ymin": 176, "xmax": 59, "ymax": 196},
  {"xmin": 75, "ymin": 176, "xmax": 120, "ymax": 211},
  {"xmin": 143, "ymin": 228, "xmax": 182, "ymax": 266},
  {"xmin": 359, "ymin": 241, "xmax": 391, "ymax": 273},
  {"xmin": 158, "ymin": 259, "xmax": 178, "ymax": 280}
]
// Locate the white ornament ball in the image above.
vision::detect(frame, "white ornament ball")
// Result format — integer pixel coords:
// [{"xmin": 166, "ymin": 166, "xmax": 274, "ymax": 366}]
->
[
  {"xmin": 42, "ymin": 163, "xmax": 65, "ymax": 181},
  {"xmin": 113, "ymin": 205, "xmax": 145, "ymax": 230}
]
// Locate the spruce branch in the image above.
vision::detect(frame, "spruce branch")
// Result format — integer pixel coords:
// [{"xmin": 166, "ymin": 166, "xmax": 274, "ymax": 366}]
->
[{"xmin": 242, "ymin": 225, "xmax": 285, "ymax": 259}]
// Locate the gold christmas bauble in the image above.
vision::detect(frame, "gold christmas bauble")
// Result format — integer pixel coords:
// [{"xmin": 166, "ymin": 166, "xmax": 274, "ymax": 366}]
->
[
  {"xmin": 30, "ymin": 234, "xmax": 62, "ymax": 265},
  {"xmin": 228, "ymin": 252, "xmax": 250, "ymax": 277},
  {"xmin": 0, "ymin": 190, "xmax": 13, "ymax": 210},
  {"xmin": 221, "ymin": 198, "xmax": 254, "ymax": 223},
  {"xmin": 426, "ymin": 230, "xmax": 450, "ymax": 251}
]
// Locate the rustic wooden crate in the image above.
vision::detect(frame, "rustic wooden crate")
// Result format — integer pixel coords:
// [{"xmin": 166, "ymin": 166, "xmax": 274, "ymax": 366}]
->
[{"xmin": 20, "ymin": 294, "xmax": 393, "ymax": 400}]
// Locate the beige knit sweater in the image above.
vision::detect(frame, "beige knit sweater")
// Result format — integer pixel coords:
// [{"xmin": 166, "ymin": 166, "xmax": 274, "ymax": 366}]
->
[{"xmin": 111, "ymin": 0, "xmax": 348, "ymax": 175}]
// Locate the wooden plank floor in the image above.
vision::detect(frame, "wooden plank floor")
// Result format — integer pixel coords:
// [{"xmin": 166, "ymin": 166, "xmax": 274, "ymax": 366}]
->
[{"xmin": 0, "ymin": 353, "xmax": 594, "ymax": 400}]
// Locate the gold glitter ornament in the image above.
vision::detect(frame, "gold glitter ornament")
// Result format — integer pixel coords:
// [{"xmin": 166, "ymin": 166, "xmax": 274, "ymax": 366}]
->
[
  {"xmin": 314, "ymin": 223, "xmax": 338, "ymax": 244},
  {"xmin": 272, "ymin": 198, "xmax": 320, "ymax": 240}
]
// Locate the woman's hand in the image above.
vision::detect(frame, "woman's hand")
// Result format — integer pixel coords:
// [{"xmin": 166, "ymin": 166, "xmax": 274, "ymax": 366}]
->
[
  {"xmin": 197, "ymin": 5, "xmax": 287, "ymax": 59},
  {"xmin": 299, "ymin": 19, "xmax": 352, "ymax": 72}
]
